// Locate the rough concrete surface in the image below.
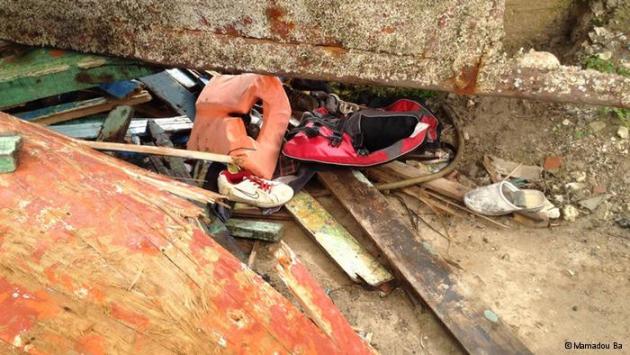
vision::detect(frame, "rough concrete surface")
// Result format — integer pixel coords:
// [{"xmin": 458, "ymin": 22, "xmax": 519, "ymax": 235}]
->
[{"xmin": 0, "ymin": 0, "xmax": 628, "ymax": 108}]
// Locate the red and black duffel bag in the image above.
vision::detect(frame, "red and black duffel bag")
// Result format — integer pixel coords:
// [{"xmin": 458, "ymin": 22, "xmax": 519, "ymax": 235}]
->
[{"xmin": 282, "ymin": 99, "xmax": 440, "ymax": 167}]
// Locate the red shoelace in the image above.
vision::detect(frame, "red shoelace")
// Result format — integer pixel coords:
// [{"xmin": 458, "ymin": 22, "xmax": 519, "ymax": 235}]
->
[{"xmin": 245, "ymin": 175, "xmax": 272, "ymax": 192}]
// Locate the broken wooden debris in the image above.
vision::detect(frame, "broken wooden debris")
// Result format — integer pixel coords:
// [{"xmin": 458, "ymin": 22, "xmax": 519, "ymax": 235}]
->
[
  {"xmin": 367, "ymin": 167, "xmax": 510, "ymax": 230},
  {"xmin": 82, "ymin": 140, "xmax": 235, "ymax": 164},
  {"xmin": 247, "ymin": 240, "xmax": 261, "ymax": 268},
  {"xmin": 274, "ymin": 242, "xmax": 375, "ymax": 354},
  {"xmin": 17, "ymin": 90, "xmax": 152, "ymax": 126},
  {"xmin": 50, "ymin": 115, "xmax": 192, "ymax": 139},
  {"xmin": 0, "ymin": 132, "xmax": 22, "ymax": 173},
  {"xmin": 96, "ymin": 105, "xmax": 133, "ymax": 142},
  {"xmin": 0, "ymin": 44, "xmax": 154, "ymax": 109},
  {"xmin": 148, "ymin": 119, "xmax": 192, "ymax": 180},
  {"xmin": 285, "ymin": 191, "xmax": 394, "ymax": 287},
  {"xmin": 225, "ymin": 218, "xmax": 284, "ymax": 242},
  {"xmin": 2, "ymin": 2, "xmax": 628, "ymax": 108},
  {"xmin": 318, "ymin": 170, "xmax": 532, "ymax": 354},
  {"xmin": 0, "ymin": 112, "xmax": 360, "ymax": 354},
  {"xmin": 140, "ymin": 71, "xmax": 196, "ymax": 120}
]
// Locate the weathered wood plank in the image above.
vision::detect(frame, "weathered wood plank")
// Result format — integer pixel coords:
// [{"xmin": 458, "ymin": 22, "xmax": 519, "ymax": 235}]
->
[
  {"xmin": 17, "ymin": 91, "xmax": 151, "ymax": 126},
  {"xmin": 96, "ymin": 105, "xmax": 133, "ymax": 142},
  {"xmin": 140, "ymin": 71, "xmax": 196, "ymax": 120},
  {"xmin": 0, "ymin": 112, "xmax": 365, "ymax": 354},
  {"xmin": 285, "ymin": 191, "xmax": 393, "ymax": 287},
  {"xmin": 49, "ymin": 115, "xmax": 192, "ymax": 139},
  {"xmin": 275, "ymin": 242, "xmax": 375, "ymax": 354},
  {"xmin": 0, "ymin": 44, "xmax": 154, "ymax": 108},
  {"xmin": 225, "ymin": 218, "xmax": 284, "ymax": 242},
  {"xmin": 318, "ymin": 170, "xmax": 532, "ymax": 354},
  {"xmin": 82, "ymin": 141, "xmax": 234, "ymax": 164},
  {"xmin": 148, "ymin": 119, "xmax": 191, "ymax": 180}
]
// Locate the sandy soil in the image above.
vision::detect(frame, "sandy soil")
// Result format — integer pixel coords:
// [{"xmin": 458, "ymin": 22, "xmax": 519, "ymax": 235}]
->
[{"xmin": 248, "ymin": 95, "xmax": 629, "ymax": 354}]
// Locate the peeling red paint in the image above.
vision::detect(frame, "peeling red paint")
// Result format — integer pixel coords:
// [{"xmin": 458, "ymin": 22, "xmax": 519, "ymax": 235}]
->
[
  {"xmin": 75, "ymin": 334, "xmax": 105, "ymax": 355},
  {"xmin": 0, "ymin": 277, "xmax": 60, "ymax": 343},
  {"xmin": 190, "ymin": 229, "xmax": 214, "ymax": 266},
  {"xmin": 0, "ymin": 113, "xmax": 366, "ymax": 353},
  {"xmin": 110, "ymin": 303, "xmax": 150, "ymax": 331}
]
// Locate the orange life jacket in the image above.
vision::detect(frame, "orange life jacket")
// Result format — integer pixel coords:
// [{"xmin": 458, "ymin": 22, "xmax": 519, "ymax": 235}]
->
[{"xmin": 188, "ymin": 74, "xmax": 290, "ymax": 179}]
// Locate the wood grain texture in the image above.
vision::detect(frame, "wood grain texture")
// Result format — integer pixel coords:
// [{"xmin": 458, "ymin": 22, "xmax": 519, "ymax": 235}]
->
[
  {"xmin": 0, "ymin": 44, "xmax": 153, "ymax": 108},
  {"xmin": 0, "ymin": 112, "xmax": 364, "ymax": 354},
  {"xmin": 275, "ymin": 242, "xmax": 375, "ymax": 355},
  {"xmin": 82, "ymin": 140, "xmax": 234, "ymax": 164},
  {"xmin": 286, "ymin": 191, "xmax": 393, "ymax": 287},
  {"xmin": 23, "ymin": 91, "xmax": 152, "ymax": 126},
  {"xmin": 319, "ymin": 170, "xmax": 532, "ymax": 355}
]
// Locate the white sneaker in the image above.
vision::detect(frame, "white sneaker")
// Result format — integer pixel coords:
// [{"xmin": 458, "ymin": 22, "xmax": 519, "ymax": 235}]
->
[{"xmin": 218, "ymin": 170, "xmax": 294, "ymax": 208}]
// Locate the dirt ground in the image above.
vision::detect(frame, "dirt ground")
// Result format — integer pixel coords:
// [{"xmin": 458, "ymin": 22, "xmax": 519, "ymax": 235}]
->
[{"xmin": 249, "ymin": 95, "xmax": 629, "ymax": 354}]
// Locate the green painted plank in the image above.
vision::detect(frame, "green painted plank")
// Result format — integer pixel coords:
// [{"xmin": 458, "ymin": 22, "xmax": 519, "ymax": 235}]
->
[
  {"xmin": 0, "ymin": 133, "xmax": 22, "ymax": 173},
  {"xmin": 285, "ymin": 191, "xmax": 393, "ymax": 286},
  {"xmin": 97, "ymin": 105, "xmax": 133, "ymax": 142},
  {"xmin": 0, "ymin": 45, "xmax": 154, "ymax": 108},
  {"xmin": 225, "ymin": 219, "xmax": 284, "ymax": 242}
]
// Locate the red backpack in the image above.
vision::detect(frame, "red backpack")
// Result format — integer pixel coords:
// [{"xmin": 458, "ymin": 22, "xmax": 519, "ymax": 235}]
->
[{"xmin": 282, "ymin": 99, "xmax": 440, "ymax": 167}]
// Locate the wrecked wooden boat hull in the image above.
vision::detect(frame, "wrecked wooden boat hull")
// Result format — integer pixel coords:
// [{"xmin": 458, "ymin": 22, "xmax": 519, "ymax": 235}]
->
[
  {"xmin": 0, "ymin": 113, "xmax": 372, "ymax": 354},
  {"xmin": 0, "ymin": 0, "xmax": 628, "ymax": 108}
]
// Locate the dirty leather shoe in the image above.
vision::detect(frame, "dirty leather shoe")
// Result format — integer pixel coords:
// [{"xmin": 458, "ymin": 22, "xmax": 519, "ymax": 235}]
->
[{"xmin": 218, "ymin": 169, "xmax": 294, "ymax": 208}]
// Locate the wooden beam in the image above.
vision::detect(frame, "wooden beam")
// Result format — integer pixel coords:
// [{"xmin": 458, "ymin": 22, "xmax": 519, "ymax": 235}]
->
[
  {"xmin": 81, "ymin": 140, "xmax": 234, "ymax": 164},
  {"xmin": 0, "ymin": 44, "xmax": 154, "ymax": 108},
  {"xmin": 25, "ymin": 91, "xmax": 151, "ymax": 126},
  {"xmin": 318, "ymin": 170, "xmax": 532, "ymax": 354},
  {"xmin": 96, "ymin": 105, "xmax": 133, "ymax": 142},
  {"xmin": 49, "ymin": 115, "xmax": 192, "ymax": 139},
  {"xmin": 285, "ymin": 191, "xmax": 393, "ymax": 287}
]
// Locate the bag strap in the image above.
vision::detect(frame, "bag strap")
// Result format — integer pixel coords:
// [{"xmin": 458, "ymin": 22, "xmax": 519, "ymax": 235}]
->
[{"xmin": 287, "ymin": 111, "xmax": 346, "ymax": 147}]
